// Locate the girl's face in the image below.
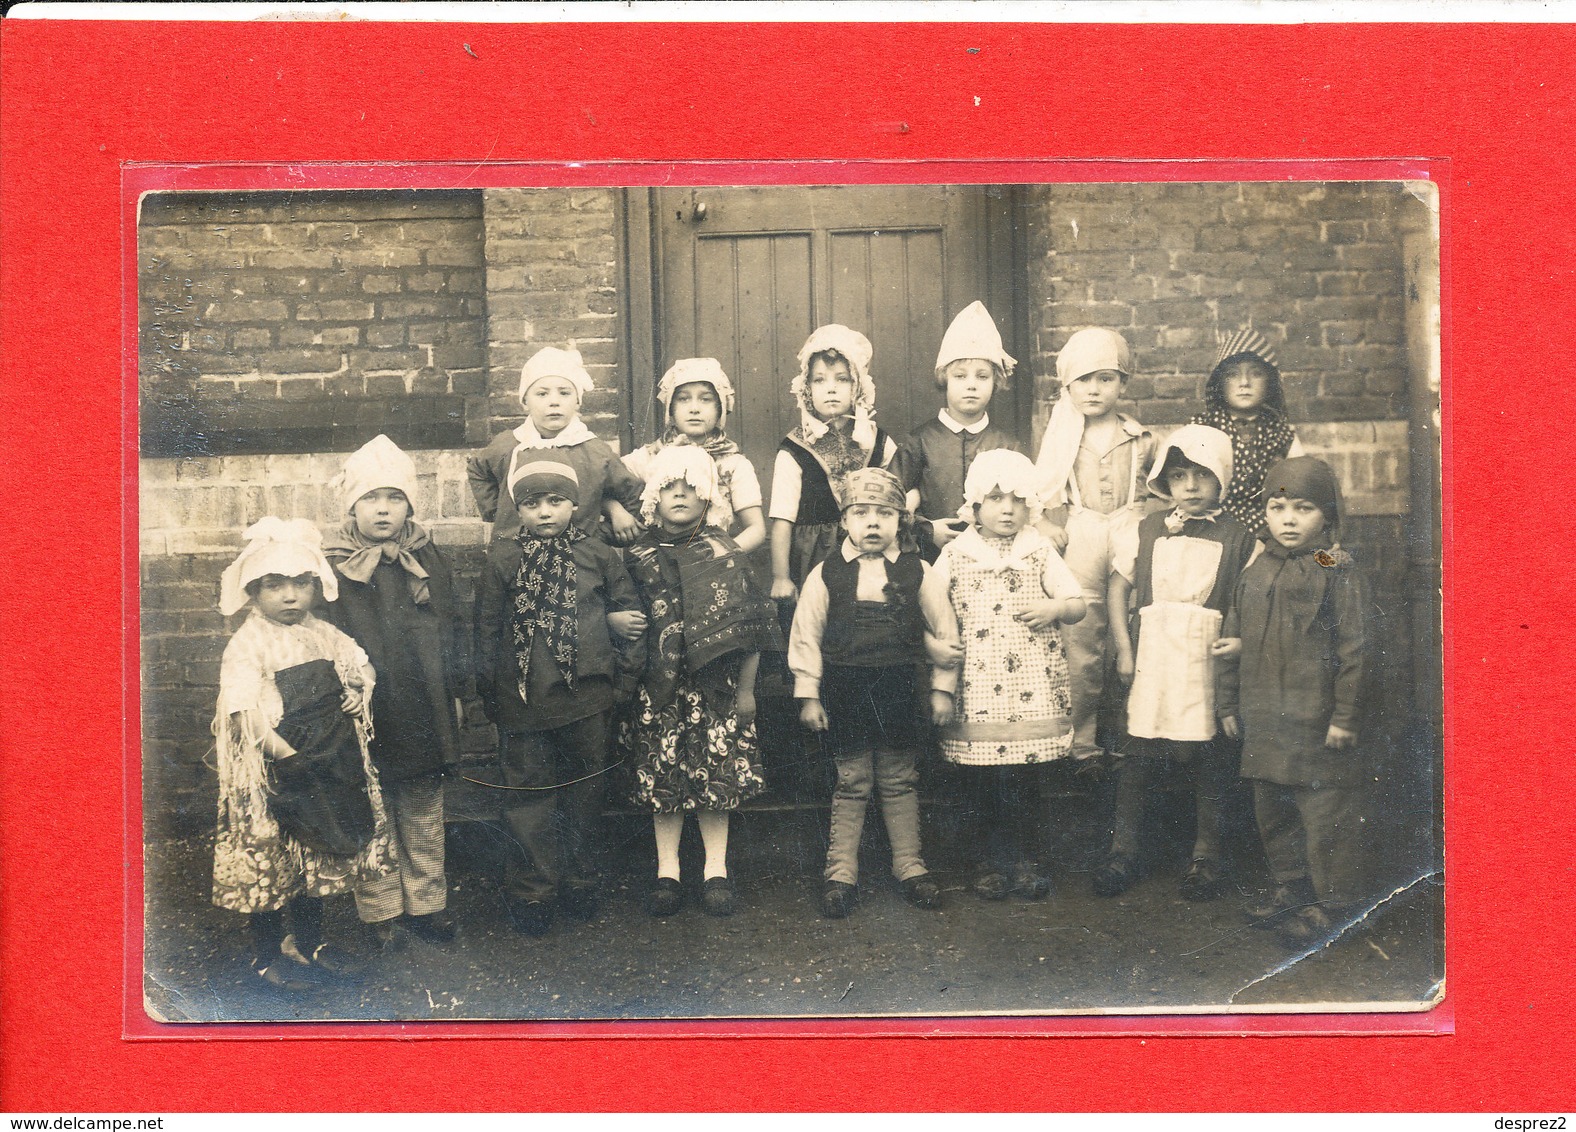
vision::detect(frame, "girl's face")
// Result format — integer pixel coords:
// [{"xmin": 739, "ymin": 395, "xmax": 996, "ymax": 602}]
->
[
  {"xmin": 807, "ymin": 356, "xmax": 856, "ymax": 421},
  {"xmin": 351, "ymin": 487, "xmax": 411, "ymax": 542},
  {"xmin": 943, "ymin": 359, "xmax": 996, "ymax": 423},
  {"xmin": 516, "ymin": 492, "xmax": 576, "ymax": 538},
  {"xmin": 524, "ymin": 377, "xmax": 580, "ymax": 437},
  {"xmin": 1164, "ymin": 462, "xmax": 1223, "ymax": 516},
  {"xmin": 841, "ymin": 503, "xmax": 901, "ymax": 555},
  {"xmin": 253, "ymin": 573, "xmax": 315, "ymax": 626},
  {"xmin": 1220, "ymin": 360, "xmax": 1272, "ymax": 416},
  {"xmin": 655, "ymin": 478, "xmax": 706, "ymax": 531},
  {"xmin": 1067, "ymin": 368, "xmax": 1125, "ymax": 420},
  {"xmin": 669, "ymin": 382, "xmax": 722, "ymax": 439},
  {"xmin": 975, "ymin": 490, "xmax": 1031, "ymax": 538},
  {"xmin": 1265, "ymin": 495, "xmax": 1328, "ymax": 550}
]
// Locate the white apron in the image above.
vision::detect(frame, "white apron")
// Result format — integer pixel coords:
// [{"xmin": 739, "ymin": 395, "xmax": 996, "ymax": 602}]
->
[{"xmin": 1126, "ymin": 534, "xmax": 1224, "ymax": 742}]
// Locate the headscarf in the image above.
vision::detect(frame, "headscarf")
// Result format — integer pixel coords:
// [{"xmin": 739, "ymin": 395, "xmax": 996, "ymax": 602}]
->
[
  {"xmin": 959, "ymin": 449, "xmax": 1045, "ymax": 524},
  {"xmin": 935, "ymin": 301, "xmax": 1016, "ymax": 378},
  {"xmin": 1194, "ymin": 327, "xmax": 1297, "ymax": 535},
  {"xmin": 518, "ymin": 346, "xmax": 593, "ymax": 406},
  {"xmin": 638, "ymin": 358, "xmax": 744, "ymax": 521},
  {"xmin": 332, "ymin": 434, "xmax": 419, "ymax": 514},
  {"xmin": 219, "ymin": 517, "xmax": 338, "ymax": 615},
  {"xmin": 1148, "ymin": 424, "xmax": 1233, "ymax": 534},
  {"xmin": 840, "ymin": 466, "xmax": 907, "ymax": 512},
  {"xmin": 639, "ymin": 444, "xmax": 720, "ymax": 526},
  {"xmin": 789, "ymin": 324, "xmax": 878, "ymax": 449},
  {"xmin": 322, "ymin": 435, "xmax": 432, "ymax": 603},
  {"xmin": 1035, "ymin": 328, "xmax": 1133, "ymax": 509}
]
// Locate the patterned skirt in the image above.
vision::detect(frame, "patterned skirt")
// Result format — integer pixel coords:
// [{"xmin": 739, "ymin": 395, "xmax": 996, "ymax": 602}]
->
[{"xmin": 623, "ymin": 669, "xmax": 766, "ymax": 814}]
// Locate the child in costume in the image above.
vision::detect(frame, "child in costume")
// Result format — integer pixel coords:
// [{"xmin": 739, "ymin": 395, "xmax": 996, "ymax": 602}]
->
[
  {"xmin": 1189, "ymin": 328, "xmax": 1305, "ymax": 539},
  {"xmin": 788, "ymin": 467, "xmax": 958, "ymax": 918},
  {"xmin": 1217, "ymin": 456, "xmax": 1368, "ymax": 946},
  {"xmin": 768, "ymin": 325, "xmax": 900, "ymax": 601},
  {"xmin": 1095, "ymin": 425, "xmax": 1257, "ymax": 900},
  {"xmin": 1034, "ymin": 327, "xmax": 1158, "ymax": 762},
  {"xmin": 623, "ymin": 357, "xmax": 766, "ymax": 553},
  {"xmin": 934, "ymin": 450, "xmax": 1086, "ymax": 900},
  {"xmin": 893, "ymin": 301, "xmax": 1023, "ymax": 561},
  {"xmin": 467, "ymin": 346, "xmax": 646, "ymax": 562},
  {"xmin": 620, "ymin": 446, "xmax": 776, "ymax": 918},
  {"xmin": 211, "ymin": 518, "xmax": 400, "ymax": 990},
  {"xmin": 321, "ymin": 435, "xmax": 463, "ymax": 947},
  {"xmin": 473, "ymin": 460, "xmax": 645, "ymax": 937}
]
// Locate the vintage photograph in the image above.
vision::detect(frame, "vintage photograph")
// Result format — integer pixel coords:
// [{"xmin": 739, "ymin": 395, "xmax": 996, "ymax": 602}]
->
[{"xmin": 137, "ymin": 176, "xmax": 1444, "ymax": 1024}]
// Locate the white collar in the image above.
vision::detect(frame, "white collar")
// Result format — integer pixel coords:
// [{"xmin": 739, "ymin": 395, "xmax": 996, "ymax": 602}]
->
[
  {"xmin": 938, "ymin": 408, "xmax": 990, "ymax": 435},
  {"xmin": 513, "ymin": 417, "xmax": 595, "ymax": 449},
  {"xmin": 840, "ymin": 537, "xmax": 901, "ymax": 563},
  {"xmin": 950, "ymin": 524, "xmax": 1049, "ymax": 571}
]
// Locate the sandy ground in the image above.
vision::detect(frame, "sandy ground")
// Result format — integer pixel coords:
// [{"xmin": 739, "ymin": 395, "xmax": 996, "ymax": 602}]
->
[{"xmin": 142, "ymin": 792, "xmax": 1444, "ymax": 1027}]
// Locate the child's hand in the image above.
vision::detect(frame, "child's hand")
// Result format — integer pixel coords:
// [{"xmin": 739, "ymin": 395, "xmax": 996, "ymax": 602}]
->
[
  {"xmin": 607, "ymin": 609, "xmax": 648, "ymax": 642},
  {"xmin": 770, "ymin": 577, "xmax": 798, "ymax": 602},
  {"xmin": 926, "ymin": 636, "xmax": 964, "ymax": 669},
  {"xmin": 1042, "ymin": 522, "xmax": 1069, "ymax": 552},
  {"xmin": 799, "ymin": 699, "xmax": 828, "ymax": 732},
  {"xmin": 932, "ymin": 520, "xmax": 966, "ymax": 549},
  {"xmin": 340, "ymin": 686, "xmax": 365, "ymax": 717},
  {"xmin": 930, "ymin": 690, "xmax": 955, "ymax": 726},
  {"xmin": 1324, "ymin": 724, "xmax": 1358, "ymax": 750},
  {"xmin": 454, "ymin": 697, "xmax": 466, "ymax": 729},
  {"xmin": 734, "ymin": 689, "xmax": 757, "ymax": 726},
  {"xmin": 608, "ymin": 507, "xmax": 644, "ymax": 546},
  {"xmin": 1211, "ymin": 636, "xmax": 1242, "ymax": 658},
  {"xmin": 1016, "ymin": 599, "xmax": 1064, "ymax": 632},
  {"xmin": 1115, "ymin": 651, "xmax": 1135, "ymax": 687},
  {"xmin": 1220, "ymin": 715, "xmax": 1240, "ymax": 739}
]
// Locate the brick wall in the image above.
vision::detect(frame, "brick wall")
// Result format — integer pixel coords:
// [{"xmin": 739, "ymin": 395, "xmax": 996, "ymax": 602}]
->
[
  {"xmin": 139, "ymin": 190, "xmax": 487, "ymax": 455},
  {"xmin": 1024, "ymin": 182, "xmax": 1417, "ymax": 430},
  {"xmin": 481, "ymin": 188, "xmax": 624, "ymax": 443}
]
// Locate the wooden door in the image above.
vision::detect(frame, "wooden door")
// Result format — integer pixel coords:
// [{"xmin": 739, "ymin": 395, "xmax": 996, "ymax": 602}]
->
[{"xmin": 649, "ymin": 185, "xmax": 1007, "ymax": 501}]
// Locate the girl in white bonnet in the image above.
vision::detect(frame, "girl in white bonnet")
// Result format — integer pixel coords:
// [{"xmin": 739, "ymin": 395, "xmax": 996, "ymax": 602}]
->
[
  {"xmin": 933, "ymin": 450, "xmax": 1087, "ymax": 900},
  {"xmin": 623, "ymin": 357, "xmax": 766, "ymax": 553}
]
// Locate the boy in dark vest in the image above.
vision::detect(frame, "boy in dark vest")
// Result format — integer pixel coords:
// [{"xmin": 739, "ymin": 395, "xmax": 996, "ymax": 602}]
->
[{"xmin": 787, "ymin": 467, "xmax": 961, "ymax": 918}]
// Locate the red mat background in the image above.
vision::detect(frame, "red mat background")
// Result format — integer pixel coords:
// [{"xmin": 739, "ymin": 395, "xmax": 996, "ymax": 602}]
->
[{"xmin": 1, "ymin": 16, "xmax": 1566, "ymax": 1111}]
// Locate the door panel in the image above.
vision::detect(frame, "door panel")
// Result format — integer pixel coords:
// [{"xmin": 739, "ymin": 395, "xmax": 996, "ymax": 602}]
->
[{"xmin": 654, "ymin": 186, "xmax": 998, "ymax": 504}]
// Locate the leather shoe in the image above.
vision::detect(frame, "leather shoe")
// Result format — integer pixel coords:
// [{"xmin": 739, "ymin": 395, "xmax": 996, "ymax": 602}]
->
[
  {"xmin": 900, "ymin": 874, "xmax": 943, "ymax": 910},
  {"xmin": 645, "ymin": 877, "xmax": 685, "ymax": 917},
  {"xmin": 820, "ymin": 881, "xmax": 857, "ymax": 919}
]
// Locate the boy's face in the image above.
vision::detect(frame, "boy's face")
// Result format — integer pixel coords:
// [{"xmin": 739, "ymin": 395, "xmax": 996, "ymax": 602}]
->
[
  {"xmin": 350, "ymin": 487, "xmax": 412, "ymax": 542},
  {"xmin": 1265, "ymin": 495, "xmax": 1328, "ymax": 550},
  {"xmin": 655, "ymin": 478, "xmax": 705, "ymax": 530},
  {"xmin": 669, "ymin": 382, "xmax": 722, "ymax": 439},
  {"xmin": 1067, "ymin": 368, "xmax": 1125, "ymax": 419},
  {"xmin": 943, "ymin": 359, "xmax": 995, "ymax": 422},
  {"xmin": 523, "ymin": 377, "xmax": 579, "ymax": 437},
  {"xmin": 975, "ymin": 490, "xmax": 1031, "ymax": 538},
  {"xmin": 1220, "ymin": 360, "xmax": 1272, "ymax": 416},
  {"xmin": 252, "ymin": 573, "xmax": 315, "ymax": 626},
  {"xmin": 807, "ymin": 357, "xmax": 855, "ymax": 421},
  {"xmin": 841, "ymin": 503, "xmax": 901, "ymax": 555},
  {"xmin": 1164, "ymin": 461, "xmax": 1223, "ymax": 516},
  {"xmin": 516, "ymin": 492, "xmax": 576, "ymax": 538}
]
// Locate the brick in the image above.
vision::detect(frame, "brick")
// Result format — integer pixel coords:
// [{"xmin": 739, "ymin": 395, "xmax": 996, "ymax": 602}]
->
[
  {"xmin": 248, "ymin": 249, "xmax": 339, "ymax": 270},
  {"xmin": 352, "ymin": 347, "xmax": 423, "ymax": 372},
  {"xmin": 277, "ymin": 324, "xmax": 317, "ymax": 347},
  {"xmin": 1321, "ymin": 372, "xmax": 1366, "ymax": 396},
  {"xmin": 1319, "ymin": 273, "xmax": 1361, "ymax": 296},
  {"xmin": 365, "ymin": 323, "xmax": 406, "ymax": 347},
  {"xmin": 1336, "ymin": 243, "xmax": 1401, "ymax": 271},
  {"xmin": 1324, "ymin": 221, "xmax": 1367, "ymax": 245},
  {"xmin": 522, "ymin": 211, "xmax": 611, "ymax": 240},
  {"xmin": 435, "ymin": 344, "xmax": 485, "ymax": 371},
  {"xmin": 1090, "ymin": 276, "xmax": 1156, "ymax": 303},
  {"xmin": 203, "ymin": 299, "xmax": 288, "ymax": 322},
  {"xmin": 229, "ymin": 328, "xmax": 271, "ymax": 350},
  {"xmin": 260, "ymin": 348, "xmax": 342, "ymax": 374},
  {"xmin": 312, "ymin": 272, "xmax": 361, "ymax": 295},
  {"xmin": 405, "ymin": 271, "xmax": 447, "ymax": 293},
  {"xmin": 447, "ymin": 269, "xmax": 484, "ymax": 292},
  {"xmin": 485, "ymin": 238, "xmax": 578, "ymax": 267},
  {"xmin": 362, "ymin": 274, "xmax": 402, "ymax": 294},
  {"xmin": 1133, "ymin": 298, "xmax": 1214, "ymax": 325},
  {"xmin": 337, "ymin": 248, "xmax": 424, "ymax": 269},
  {"xmin": 399, "ymin": 219, "xmax": 483, "ymax": 245},
  {"xmin": 296, "ymin": 300, "xmax": 375, "ymax": 322},
  {"xmin": 380, "ymin": 296, "xmax": 465, "ymax": 319},
  {"xmin": 1044, "ymin": 301, "xmax": 1133, "ymax": 329},
  {"xmin": 411, "ymin": 367, "xmax": 449, "ymax": 394},
  {"xmin": 1364, "ymin": 367, "xmax": 1407, "ymax": 394},
  {"xmin": 317, "ymin": 326, "xmax": 361, "ymax": 346},
  {"xmin": 1323, "ymin": 323, "xmax": 1365, "ymax": 347},
  {"xmin": 278, "ymin": 377, "xmax": 327, "ymax": 400},
  {"xmin": 186, "ymin": 353, "xmax": 255, "ymax": 376},
  {"xmin": 1358, "ymin": 270, "xmax": 1403, "ymax": 295},
  {"xmin": 327, "ymin": 373, "xmax": 365, "ymax": 398},
  {"xmin": 1196, "ymin": 225, "xmax": 1241, "ymax": 252},
  {"xmin": 309, "ymin": 222, "xmax": 360, "ymax": 246},
  {"xmin": 451, "ymin": 369, "xmax": 486, "ymax": 395},
  {"xmin": 366, "ymin": 374, "xmax": 411, "ymax": 397}
]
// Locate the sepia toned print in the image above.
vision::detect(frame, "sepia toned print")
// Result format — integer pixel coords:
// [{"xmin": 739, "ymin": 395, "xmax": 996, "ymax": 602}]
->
[{"xmin": 138, "ymin": 178, "xmax": 1442, "ymax": 1023}]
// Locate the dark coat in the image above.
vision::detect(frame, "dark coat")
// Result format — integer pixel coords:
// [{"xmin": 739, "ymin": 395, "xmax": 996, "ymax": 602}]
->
[{"xmin": 321, "ymin": 544, "xmax": 464, "ymax": 783}]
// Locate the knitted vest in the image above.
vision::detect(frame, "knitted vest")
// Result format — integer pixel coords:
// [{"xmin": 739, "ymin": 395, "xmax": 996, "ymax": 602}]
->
[{"xmin": 820, "ymin": 550, "xmax": 926, "ymax": 668}]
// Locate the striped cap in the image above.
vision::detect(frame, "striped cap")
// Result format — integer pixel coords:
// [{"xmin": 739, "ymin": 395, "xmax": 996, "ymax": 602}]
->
[{"xmin": 1213, "ymin": 327, "xmax": 1277, "ymax": 370}]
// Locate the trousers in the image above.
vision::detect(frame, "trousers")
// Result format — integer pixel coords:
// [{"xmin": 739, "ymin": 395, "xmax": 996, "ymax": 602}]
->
[
  {"xmin": 1253, "ymin": 780, "xmax": 1364, "ymax": 905},
  {"xmin": 825, "ymin": 748, "xmax": 928, "ymax": 885},
  {"xmin": 499, "ymin": 711, "xmax": 612, "ymax": 904}
]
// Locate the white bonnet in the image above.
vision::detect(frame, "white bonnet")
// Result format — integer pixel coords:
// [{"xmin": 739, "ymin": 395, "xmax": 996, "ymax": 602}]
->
[
  {"xmin": 331, "ymin": 434, "xmax": 418, "ymax": 514},
  {"xmin": 1056, "ymin": 327, "xmax": 1132, "ymax": 384},
  {"xmin": 639, "ymin": 444, "xmax": 719, "ymax": 525},
  {"xmin": 936, "ymin": 301, "xmax": 1016, "ymax": 377},
  {"xmin": 961, "ymin": 449, "xmax": 1045, "ymax": 523},
  {"xmin": 657, "ymin": 358, "xmax": 735, "ymax": 428},
  {"xmin": 1148, "ymin": 424, "xmax": 1234, "ymax": 500},
  {"xmin": 219, "ymin": 517, "xmax": 338, "ymax": 616},
  {"xmin": 518, "ymin": 346, "xmax": 593, "ymax": 405},
  {"xmin": 790, "ymin": 324, "xmax": 876, "ymax": 414}
]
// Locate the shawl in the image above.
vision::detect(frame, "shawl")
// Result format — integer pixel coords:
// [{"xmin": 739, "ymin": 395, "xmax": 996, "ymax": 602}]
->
[
  {"xmin": 323, "ymin": 519, "xmax": 433, "ymax": 605},
  {"xmin": 786, "ymin": 416, "xmax": 873, "ymax": 510},
  {"xmin": 1191, "ymin": 404, "xmax": 1298, "ymax": 535},
  {"xmin": 510, "ymin": 526, "xmax": 587, "ymax": 702},
  {"xmin": 948, "ymin": 523, "xmax": 1054, "ymax": 573}
]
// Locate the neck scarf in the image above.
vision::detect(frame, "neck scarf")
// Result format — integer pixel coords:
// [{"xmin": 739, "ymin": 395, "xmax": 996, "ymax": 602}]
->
[
  {"xmin": 788, "ymin": 416, "xmax": 873, "ymax": 508},
  {"xmin": 653, "ymin": 426, "xmax": 739, "ymax": 462},
  {"xmin": 950, "ymin": 524, "xmax": 1051, "ymax": 572},
  {"xmin": 323, "ymin": 519, "xmax": 433, "ymax": 604},
  {"xmin": 1164, "ymin": 507, "xmax": 1223, "ymax": 535},
  {"xmin": 513, "ymin": 417, "xmax": 597, "ymax": 450},
  {"xmin": 511, "ymin": 526, "xmax": 586, "ymax": 703},
  {"xmin": 1192, "ymin": 404, "xmax": 1297, "ymax": 535}
]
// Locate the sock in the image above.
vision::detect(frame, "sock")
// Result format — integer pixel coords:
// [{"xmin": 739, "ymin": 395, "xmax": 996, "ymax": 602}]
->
[
  {"xmin": 653, "ymin": 813, "xmax": 683, "ymax": 881},
  {"xmin": 697, "ymin": 810, "xmax": 730, "ymax": 881}
]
